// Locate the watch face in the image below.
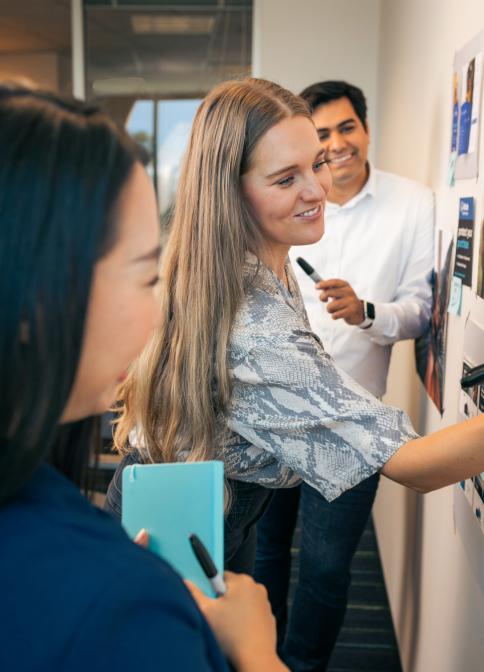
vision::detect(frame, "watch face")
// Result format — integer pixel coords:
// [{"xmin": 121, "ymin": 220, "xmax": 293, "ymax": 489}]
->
[{"xmin": 367, "ymin": 302, "xmax": 376, "ymax": 320}]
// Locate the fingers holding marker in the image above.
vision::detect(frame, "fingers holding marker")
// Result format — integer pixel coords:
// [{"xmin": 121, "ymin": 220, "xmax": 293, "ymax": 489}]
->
[
  {"xmin": 316, "ymin": 279, "xmax": 352, "ymax": 302},
  {"xmin": 324, "ymin": 296, "xmax": 365, "ymax": 325},
  {"xmin": 325, "ymin": 298, "xmax": 342, "ymax": 312},
  {"xmin": 184, "ymin": 571, "xmax": 284, "ymax": 670},
  {"xmin": 185, "ymin": 578, "xmax": 211, "ymax": 608},
  {"xmin": 319, "ymin": 287, "xmax": 352, "ymax": 302},
  {"xmin": 315, "ymin": 278, "xmax": 365, "ymax": 324},
  {"xmin": 326, "ymin": 300, "xmax": 352, "ymax": 317},
  {"xmin": 315, "ymin": 278, "xmax": 348, "ymax": 291},
  {"xmin": 134, "ymin": 528, "xmax": 149, "ymax": 548}
]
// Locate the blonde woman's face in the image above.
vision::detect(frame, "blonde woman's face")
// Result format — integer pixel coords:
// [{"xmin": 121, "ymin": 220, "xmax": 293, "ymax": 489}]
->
[
  {"xmin": 241, "ymin": 115, "xmax": 331, "ymax": 258},
  {"xmin": 61, "ymin": 163, "xmax": 161, "ymax": 423}
]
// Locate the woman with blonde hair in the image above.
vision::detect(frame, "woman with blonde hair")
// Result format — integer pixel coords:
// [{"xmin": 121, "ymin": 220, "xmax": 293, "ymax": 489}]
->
[{"xmin": 109, "ymin": 77, "xmax": 484, "ymax": 575}]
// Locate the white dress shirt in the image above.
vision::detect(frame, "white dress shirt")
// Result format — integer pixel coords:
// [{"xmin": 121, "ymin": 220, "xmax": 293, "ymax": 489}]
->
[{"xmin": 290, "ymin": 166, "xmax": 434, "ymax": 398}]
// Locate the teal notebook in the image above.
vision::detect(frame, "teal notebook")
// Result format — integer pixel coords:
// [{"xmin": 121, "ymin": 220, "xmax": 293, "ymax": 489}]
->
[{"xmin": 122, "ymin": 461, "xmax": 224, "ymax": 597}]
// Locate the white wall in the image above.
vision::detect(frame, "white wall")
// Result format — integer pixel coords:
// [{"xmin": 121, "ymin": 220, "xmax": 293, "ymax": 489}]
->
[
  {"xmin": 252, "ymin": 0, "xmax": 382, "ymax": 156},
  {"xmin": 374, "ymin": 1, "xmax": 484, "ymax": 671},
  {"xmin": 0, "ymin": 52, "xmax": 59, "ymax": 90},
  {"xmin": 255, "ymin": 1, "xmax": 484, "ymax": 670}
]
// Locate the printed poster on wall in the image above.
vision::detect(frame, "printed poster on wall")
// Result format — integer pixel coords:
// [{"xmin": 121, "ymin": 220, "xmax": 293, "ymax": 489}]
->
[
  {"xmin": 477, "ymin": 216, "xmax": 484, "ymax": 299},
  {"xmin": 458, "ymin": 55, "xmax": 482, "ymax": 156},
  {"xmin": 448, "ymin": 72, "xmax": 460, "ymax": 185},
  {"xmin": 453, "ymin": 197, "xmax": 475, "ymax": 287},
  {"xmin": 451, "ymin": 71, "xmax": 460, "ymax": 153},
  {"xmin": 415, "ymin": 229, "xmax": 454, "ymax": 414},
  {"xmin": 454, "ymin": 28, "xmax": 484, "ymax": 180}
]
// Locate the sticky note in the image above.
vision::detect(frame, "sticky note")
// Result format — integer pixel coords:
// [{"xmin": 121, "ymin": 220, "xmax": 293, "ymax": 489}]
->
[{"xmin": 448, "ymin": 275, "xmax": 463, "ymax": 315}]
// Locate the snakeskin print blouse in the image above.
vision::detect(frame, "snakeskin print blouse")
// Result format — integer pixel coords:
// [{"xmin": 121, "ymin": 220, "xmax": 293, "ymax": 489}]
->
[{"xmin": 216, "ymin": 253, "xmax": 419, "ymax": 501}]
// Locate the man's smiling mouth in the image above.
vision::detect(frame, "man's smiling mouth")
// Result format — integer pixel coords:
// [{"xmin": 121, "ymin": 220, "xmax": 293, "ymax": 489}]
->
[{"xmin": 327, "ymin": 150, "xmax": 357, "ymax": 165}]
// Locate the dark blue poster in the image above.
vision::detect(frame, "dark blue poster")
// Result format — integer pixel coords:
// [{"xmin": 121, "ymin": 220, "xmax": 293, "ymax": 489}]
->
[
  {"xmin": 458, "ymin": 58, "xmax": 475, "ymax": 155},
  {"xmin": 451, "ymin": 72, "xmax": 459, "ymax": 152},
  {"xmin": 453, "ymin": 197, "xmax": 475, "ymax": 287}
]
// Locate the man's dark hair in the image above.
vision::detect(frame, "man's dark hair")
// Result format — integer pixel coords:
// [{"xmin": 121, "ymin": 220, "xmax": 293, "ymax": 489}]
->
[
  {"xmin": 0, "ymin": 82, "xmax": 144, "ymax": 504},
  {"xmin": 299, "ymin": 80, "xmax": 368, "ymax": 129}
]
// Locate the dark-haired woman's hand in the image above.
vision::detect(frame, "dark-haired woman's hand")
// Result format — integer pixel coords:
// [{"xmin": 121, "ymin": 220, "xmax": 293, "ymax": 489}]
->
[
  {"xmin": 133, "ymin": 528, "xmax": 149, "ymax": 548},
  {"xmin": 185, "ymin": 571, "xmax": 288, "ymax": 672}
]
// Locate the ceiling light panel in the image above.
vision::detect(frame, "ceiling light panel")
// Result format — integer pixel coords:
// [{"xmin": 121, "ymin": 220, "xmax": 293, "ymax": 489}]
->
[{"xmin": 131, "ymin": 14, "xmax": 215, "ymax": 34}]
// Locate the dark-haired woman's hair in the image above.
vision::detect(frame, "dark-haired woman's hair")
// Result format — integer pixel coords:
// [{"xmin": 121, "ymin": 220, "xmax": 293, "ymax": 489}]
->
[
  {"xmin": 299, "ymin": 80, "xmax": 368, "ymax": 129},
  {"xmin": 0, "ymin": 82, "xmax": 143, "ymax": 504}
]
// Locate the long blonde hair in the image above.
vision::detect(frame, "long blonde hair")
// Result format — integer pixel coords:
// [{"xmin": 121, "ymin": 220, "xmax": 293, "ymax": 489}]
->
[{"xmin": 114, "ymin": 78, "xmax": 310, "ymax": 464}]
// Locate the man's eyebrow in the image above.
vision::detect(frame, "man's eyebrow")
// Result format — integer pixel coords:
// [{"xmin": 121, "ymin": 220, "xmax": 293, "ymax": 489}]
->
[
  {"xmin": 132, "ymin": 245, "xmax": 162, "ymax": 263},
  {"xmin": 316, "ymin": 117, "xmax": 356, "ymax": 133}
]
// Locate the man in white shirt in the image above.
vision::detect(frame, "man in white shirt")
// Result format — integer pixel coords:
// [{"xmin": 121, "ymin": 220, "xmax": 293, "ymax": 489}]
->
[{"xmin": 255, "ymin": 80, "xmax": 434, "ymax": 672}]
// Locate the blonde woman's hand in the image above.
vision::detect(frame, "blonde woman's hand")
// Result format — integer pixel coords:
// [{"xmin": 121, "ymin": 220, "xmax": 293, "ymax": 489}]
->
[{"xmin": 186, "ymin": 571, "xmax": 287, "ymax": 672}]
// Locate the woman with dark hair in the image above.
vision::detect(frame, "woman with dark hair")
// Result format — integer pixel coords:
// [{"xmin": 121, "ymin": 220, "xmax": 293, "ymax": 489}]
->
[{"xmin": 0, "ymin": 82, "xmax": 285, "ymax": 672}]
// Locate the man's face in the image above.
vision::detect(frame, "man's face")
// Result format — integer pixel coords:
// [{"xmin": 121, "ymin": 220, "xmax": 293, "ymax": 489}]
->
[{"xmin": 311, "ymin": 96, "xmax": 369, "ymax": 191}]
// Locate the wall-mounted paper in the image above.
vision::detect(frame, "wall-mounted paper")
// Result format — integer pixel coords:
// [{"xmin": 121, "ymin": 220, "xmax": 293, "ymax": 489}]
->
[
  {"xmin": 477, "ymin": 218, "xmax": 484, "ymax": 299},
  {"xmin": 454, "ymin": 32, "xmax": 483, "ymax": 179},
  {"xmin": 415, "ymin": 229, "xmax": 454, "ymax": 414},
  {"xmin": 448, "ymin": 275, "xmax": 463, "ymax": 315},
  {"xmin": 453, "ymin": 197, "xmax": 475, "ymax": 287}
]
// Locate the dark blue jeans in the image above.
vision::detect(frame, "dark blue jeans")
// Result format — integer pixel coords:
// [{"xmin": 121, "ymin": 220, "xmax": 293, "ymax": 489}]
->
[
  {"xmin": 105, "ymin": 452, "xmax": 272, "ymax": 575},
  {"xmin": 255, "ymin": 474, "xmax": 380, "ymax": 672}
]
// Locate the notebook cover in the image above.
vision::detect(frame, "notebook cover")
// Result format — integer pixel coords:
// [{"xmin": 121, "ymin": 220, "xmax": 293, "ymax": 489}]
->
[{"xmin": 122, "ymin": 461, "xmax": 224, "ymax": 597}]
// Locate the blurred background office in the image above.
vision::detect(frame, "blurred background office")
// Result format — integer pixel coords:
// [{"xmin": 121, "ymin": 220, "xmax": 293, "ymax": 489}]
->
[
  {"xmin": 0, "ymin": 0, "xmax": 251, "ymax": 219},
  {"xmin": 1, "ymin": 2, "xmax": 483, "ymax": 671}
]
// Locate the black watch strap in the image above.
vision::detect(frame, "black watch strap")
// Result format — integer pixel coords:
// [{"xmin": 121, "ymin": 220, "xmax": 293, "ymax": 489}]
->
[
  {"xmin": 366, "ymin": 301, "xmax": 375, "ymax": 320},
  {"xmin": 360, "ymin": 301, "xmax": 375, "ymax": 329}
]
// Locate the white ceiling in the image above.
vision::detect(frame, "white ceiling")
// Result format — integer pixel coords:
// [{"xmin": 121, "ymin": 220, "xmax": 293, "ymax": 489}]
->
[
  {"xmin": 0, "ymin": 0, "xmax": 251, "ymax": 95},
  {"xmin": 0, "ymin": 1, "xmax": 71, "ymax": 53}
]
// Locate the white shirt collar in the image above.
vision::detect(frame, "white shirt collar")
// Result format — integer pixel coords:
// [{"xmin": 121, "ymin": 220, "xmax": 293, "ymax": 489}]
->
[{"xmin": 326, "ymin": 162, "xmax": 375, "ymax": 212}]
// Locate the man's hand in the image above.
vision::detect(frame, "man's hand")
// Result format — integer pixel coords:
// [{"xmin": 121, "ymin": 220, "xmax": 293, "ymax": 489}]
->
[{"xmin": 315, "ymin": 279, "xmax": 365, "ymax": 325}]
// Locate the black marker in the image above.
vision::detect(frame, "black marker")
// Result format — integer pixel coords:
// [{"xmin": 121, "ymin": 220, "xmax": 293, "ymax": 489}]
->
[
  {"xmin": 189, "ymin": 533, "xmax": 226, "ymax": 596},
  {"xmin": 296, "ymin": 256, "xmax": 323, "ymax": 283},
  {"xmin": 461, "ymin": 363, "xmax": 484, "ymax": 389}
]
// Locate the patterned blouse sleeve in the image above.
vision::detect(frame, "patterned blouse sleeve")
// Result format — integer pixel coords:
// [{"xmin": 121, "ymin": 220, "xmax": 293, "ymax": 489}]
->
[{"xmin": 226, "ymin": 327, "xmax": 419, "ymax": 502}]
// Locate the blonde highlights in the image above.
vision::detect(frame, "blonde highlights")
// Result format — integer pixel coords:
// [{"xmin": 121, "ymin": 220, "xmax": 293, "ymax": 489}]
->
[{"xmin": 114, "ymin": 78, "xmax": 310, "ymax": 465}]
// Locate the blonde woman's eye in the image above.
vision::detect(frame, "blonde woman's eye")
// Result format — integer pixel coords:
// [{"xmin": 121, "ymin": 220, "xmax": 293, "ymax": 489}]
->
[
  {"xmin": 313, "ymin": 159, "xmax": 328, "ymax": 171},
  {"xmin": 145, "ymin": 275, "xmax": 160, "ymax": 288},
  {"xmin": 277, "ymin": 175, "xmax": 294, "ymax": 187}
]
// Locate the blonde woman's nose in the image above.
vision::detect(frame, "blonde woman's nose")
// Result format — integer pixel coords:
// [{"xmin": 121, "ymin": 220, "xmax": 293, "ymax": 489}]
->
[{"xmin": 301, "ymin": 173, "xmax": 326, "ymax": 201}]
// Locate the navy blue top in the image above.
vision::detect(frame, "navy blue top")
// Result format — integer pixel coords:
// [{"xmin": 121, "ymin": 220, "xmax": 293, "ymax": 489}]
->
[{"xmin": 0, "ymin": 464, "xmax": 229, "ymax": 672}]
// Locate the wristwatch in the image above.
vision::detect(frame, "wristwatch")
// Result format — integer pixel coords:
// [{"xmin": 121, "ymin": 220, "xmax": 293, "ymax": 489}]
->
[{"xmin": 360, "ymin": 300, "xmax": 375, "ymax": 330}]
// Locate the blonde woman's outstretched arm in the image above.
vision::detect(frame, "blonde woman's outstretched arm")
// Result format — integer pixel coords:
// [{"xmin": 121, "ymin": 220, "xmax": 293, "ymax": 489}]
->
[
  {"xmin": 382, "ymin": 414, "xmax": 484, "ymax": 492},
  {"xmin": 227, "ymin": 308, "xmax": 484, "ymax": 500}
]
